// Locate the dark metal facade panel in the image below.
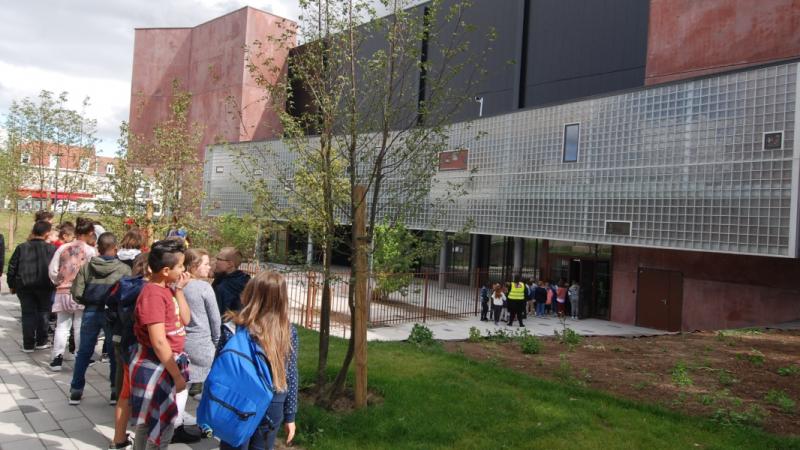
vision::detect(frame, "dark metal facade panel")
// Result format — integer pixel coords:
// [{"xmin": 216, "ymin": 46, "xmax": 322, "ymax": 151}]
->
[{"xmin": 524, "ymin": 0, "xmax": 649, "ymax": 107}]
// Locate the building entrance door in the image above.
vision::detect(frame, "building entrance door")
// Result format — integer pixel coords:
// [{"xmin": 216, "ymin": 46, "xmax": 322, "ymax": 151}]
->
[
  {"xmin": 637, "ymin": 268, "xmax": 683, "ymax": 331},
  {"xmin": 566, "ymin": 259, "xmax": 611, "ymax": 320}
]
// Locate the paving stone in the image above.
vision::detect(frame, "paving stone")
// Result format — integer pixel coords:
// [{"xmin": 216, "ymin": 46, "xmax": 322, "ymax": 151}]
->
[
  {"xmin": 0, "ymin": 437, "xmax": 45, "ymax": 449},
  {"xmin": 37, "ymin": 430, "xmax": 78, "ymax": 449},
  {"xmin": 0, "ymin": 408, "xmax": 27, "ymax": 423},
  {"xmin": 32, "ymin": 387, "xmax": 66, "ymax": 403},
  {"xmin": 11, "ymin": 387, "xmax": 38, "ymax": 400},
  {"xmin": 42, "ymin": 401, "xmax": 85, "ymax": 421},
  {"xmin": 65, "ymin": 428, "xmax": 110, "ymax": 449},
  {"xmin": 0, "ymin": 420, "xmax": 36, "ymax": 443},
  {"xmin": 0, "ymin": 392, "xmax": 18, "ymax": 412},
  {"xmin": 57, "ymin": 416, "xmax": 95, "ymax": 433},
  {"xmin": 25, "ymin": 411, "xmax": 60, "ymax": 433}
]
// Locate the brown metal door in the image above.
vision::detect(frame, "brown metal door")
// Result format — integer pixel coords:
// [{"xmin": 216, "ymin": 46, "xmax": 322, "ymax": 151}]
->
[{"xmin": 637, "ymin": 268, "xmax": 683, "ymax": 331}]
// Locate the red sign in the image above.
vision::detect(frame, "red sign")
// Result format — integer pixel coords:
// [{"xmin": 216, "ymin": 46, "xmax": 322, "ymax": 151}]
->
[{"xmin": 438, "ymin": 149, "xmax": 468, "ymax": 171}]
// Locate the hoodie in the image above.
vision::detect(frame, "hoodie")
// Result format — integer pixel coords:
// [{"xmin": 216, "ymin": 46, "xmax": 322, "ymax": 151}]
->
[
  {"xmin": 117, "ymin": 248, "xmax": 142, "ymax": 268},
  {"xmin": 212, "ymin": 270, "xmax": 251, "ymax": 313},
  {"xmin": 71, "ymin": 256, "xmax": 131, "ymax": 309}
]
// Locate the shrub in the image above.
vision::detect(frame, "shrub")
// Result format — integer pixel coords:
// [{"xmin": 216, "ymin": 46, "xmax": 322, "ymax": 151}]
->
[
  {"xmin": 554, "ymin": 327, "xmax": 582, "ymax": 350},
  {"xmin": 765, "ymin": 389, "xmax": 796, "ymax": 413},
  {"xmin": 468, "ymin": 327, "xmax": 482, "ymax": 343},
  {"xmin": 520, "ymin": 335, "xmax": 542, "ymax": 354},
  {"xmin": 671, "ymin": 361, "xmax": 693, "ymax": 387},
  {"xmin": 712, "ymin": 405, "xmax": 767, "ymax": 427},
  {"xmin": 777, "ymin": 365, "xmax": 800, "ymax": 376},
  {"xmin": 408, "ymin": 324, "xmax": 435, "ymax": 347}
]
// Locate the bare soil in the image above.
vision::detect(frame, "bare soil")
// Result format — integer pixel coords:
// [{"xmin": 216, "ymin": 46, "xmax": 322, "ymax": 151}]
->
[{"xmin": 444, "ymin": 329, "xmax": 800, "ymax": 436}]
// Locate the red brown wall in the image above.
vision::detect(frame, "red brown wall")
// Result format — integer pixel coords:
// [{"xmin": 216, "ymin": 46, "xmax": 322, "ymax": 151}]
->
[
  {"xmin": 611, "ymin": 246, "xmax": 800, "ymax": 330},
  {"xmin": 645, "ymin": 0, "xmax": 800, "ymax": 85},
  {"xmin": 129, "ymin": 7, "xmax": 293, "ymax": 161}
]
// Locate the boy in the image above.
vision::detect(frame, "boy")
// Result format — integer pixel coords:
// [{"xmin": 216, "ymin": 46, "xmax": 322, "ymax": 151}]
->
[
  {"xmin": 54, "ymin": 222, "xmax": 76, "ymax": 248},
  {"xmin": 7, "ymin": 221, "xmax": 56, "ymax": 352},
  {"xmin": 69, "ymin": 232, "xmax": 130, "ymax": 405},
  {"xmin": 130, "ymin": 239, "xmax": 191, "ymax": 449},
  {"xmin": 211, "ymin": 247, "xmax": 250, "ymax": 313}
]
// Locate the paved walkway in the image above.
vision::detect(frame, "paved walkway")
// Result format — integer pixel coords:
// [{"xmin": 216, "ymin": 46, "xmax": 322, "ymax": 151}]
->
[{"xmin": 0, "ymin": 293, "xmax": 217, "ymax": 449}]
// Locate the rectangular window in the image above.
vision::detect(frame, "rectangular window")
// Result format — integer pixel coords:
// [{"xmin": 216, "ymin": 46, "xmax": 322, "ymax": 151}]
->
[
  {"xmin": 763, "ymin": 131, "xmax": 783, "ymax": 150},
  {"xmin": 605, "ymin": 221, "xmax": 632, "ymax": 236},
  {"xmin": 562, "ymin": 123, "xmax": 580, "ymax": 163}
]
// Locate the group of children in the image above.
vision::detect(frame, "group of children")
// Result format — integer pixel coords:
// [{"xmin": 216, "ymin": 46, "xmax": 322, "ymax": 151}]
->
[
  {"xmin": 4, "ymin": 210, "xmax": 298, "ymax": 450},
  {"xmin": 480, "ymin": 277, "xmax": 581, "ymax": 326}
]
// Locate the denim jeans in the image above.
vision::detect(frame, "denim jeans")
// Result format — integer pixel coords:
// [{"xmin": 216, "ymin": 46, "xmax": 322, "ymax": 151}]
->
[
  {"xmin": 536, "ymin": 302, "xmax": 545, "ymax": 317},
  {"xmin": 70, "ymin": 308, "xmax": 116, "ymax": 392},
  {"xmin": 17, "ymin": 288, "xmax": 53, "ymax": 349},
  {"xmin": 220, "ymin": 400, "xmax": 285, "ymax": 450}
]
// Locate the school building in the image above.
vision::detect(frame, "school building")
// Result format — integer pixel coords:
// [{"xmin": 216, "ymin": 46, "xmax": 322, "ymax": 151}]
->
[{"xmin": 133, "ymin": 0, "xmax": 800, "ymax": 331}]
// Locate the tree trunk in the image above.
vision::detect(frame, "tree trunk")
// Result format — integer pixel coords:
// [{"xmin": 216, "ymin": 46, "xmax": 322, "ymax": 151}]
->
[
  {"xmin": 325, "ymin": 264, "xmax": 356, "ymax": 404},
  {"xmin": 315, "ymin": 240, "xmax": 332, "ymax": 391},
  {"xmin": 7, "ymin": 207, "xmax": 17, "ymax": 251}
]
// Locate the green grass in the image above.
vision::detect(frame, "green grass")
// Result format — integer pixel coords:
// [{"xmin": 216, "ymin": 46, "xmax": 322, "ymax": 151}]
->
[{"xmin": 293, "ymin": 328, "xmax": 800, "ymax": 450}]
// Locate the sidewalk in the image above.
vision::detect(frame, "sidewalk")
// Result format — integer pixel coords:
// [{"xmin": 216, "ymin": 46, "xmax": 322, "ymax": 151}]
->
[{"xmin": 0, "ymin": 293, "xmax": 217, "ymax": 449}]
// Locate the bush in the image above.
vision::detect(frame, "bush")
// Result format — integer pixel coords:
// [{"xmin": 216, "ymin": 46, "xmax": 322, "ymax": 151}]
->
[
  {"xmin": 777, "ymin": 365, "xmax": 800, "ymax": 376},
  {"xmin": 520, "ymin": 335, "xmax": 542, "ymax": 354},
  {"xmin": 554, "ymin": 327, "xmax": 582, "ymax": 350},
  {"xmin": 468, "ymin": 327, "xmax": 482, "ymax": 342},
  {"xmin": 408, "ymin": 324, "xmax": 435, "ymax": 347}
]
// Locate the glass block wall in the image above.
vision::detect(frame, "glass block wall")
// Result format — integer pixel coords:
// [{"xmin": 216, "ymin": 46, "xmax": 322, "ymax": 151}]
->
[{"xmin": 204, "ymin": 62, "xmax": 799, "ymax": 257}]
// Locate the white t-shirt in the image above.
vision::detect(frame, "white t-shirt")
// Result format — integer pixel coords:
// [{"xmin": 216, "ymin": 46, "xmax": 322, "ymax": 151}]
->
[{"xmin": 492, "ymin": 293, "xmax": 506, "ymax": 306}]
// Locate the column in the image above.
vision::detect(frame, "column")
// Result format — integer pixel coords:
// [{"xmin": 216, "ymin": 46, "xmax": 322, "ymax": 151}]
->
[
  {"xmin": 306, "ymin": 234, "xmax": 314, "ymax": 265},
  {"xmin": 512, "ymin": 237, "xmax": 523, "ymax": 278},
  {"xmin": 469, "ymin": 234, "xmax": 480, "ymax": 288},
  {"xmin": 438, "ymin": 232, "xmax": 449, "ymax": 290}
]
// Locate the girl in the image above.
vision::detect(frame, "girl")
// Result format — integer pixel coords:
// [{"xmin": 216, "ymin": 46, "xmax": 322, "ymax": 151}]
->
[
  {"xmin": 118, "ymin": 229, "xmax": 144, "ymax": 269},
  {"xmin": 556, "ymin": 279, "xmax": 568, "ymax": 318},
  {"xmin": 219, "ymin": 271, "xmax": 298, "ymax": 450},
  {"xmin": 172, "ymin": 249, "xmax": 221, "ymax": 443},
  {"xmin": 491, "ymin": 283, "xmax": 505, "ymax": 326}
]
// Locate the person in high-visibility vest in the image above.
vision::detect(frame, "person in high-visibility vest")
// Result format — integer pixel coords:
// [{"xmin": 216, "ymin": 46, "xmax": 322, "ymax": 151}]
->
[{"xmin": 506, "ymin": 275, "xmax": 527, "ymax": 327}]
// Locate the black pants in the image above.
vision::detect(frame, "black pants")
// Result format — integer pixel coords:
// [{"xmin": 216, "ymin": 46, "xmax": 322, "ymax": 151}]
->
[
  {"xmin": 18, "ymin": 288, "xmax": 53, "ymax": 349},
  {"xmin": 491, "ymin": 305, "xmax": 503, "ymax": 323},
  {"xmin": 480, "ymin": 300, "xmax": 489, "ymax": 320},
  {"xmin": 507, "ymin": 300, "xmax": 524, "ymax": 326}
]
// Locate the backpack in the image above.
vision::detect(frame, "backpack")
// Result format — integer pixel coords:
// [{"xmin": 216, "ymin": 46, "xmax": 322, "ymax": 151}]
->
[
  {"xmin": 197, "ymin": 325, "xmax": 275, "ymax": 447},
  {"xmin": 106, "ymin": 276, "xmax": 146, "ymax": 362}
]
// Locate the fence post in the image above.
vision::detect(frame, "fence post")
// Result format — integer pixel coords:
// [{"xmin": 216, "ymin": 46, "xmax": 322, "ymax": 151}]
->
[
  {"xmin": 305, "ymin": 272, "xmax": 315, "ymax": 329},
  {"xmin": 474, "ymin": 268, "xmax": 480, "ymax": 316},
  {"xmin": 422, "ymin": 271, "xmax": 429, "ymax": 323}
]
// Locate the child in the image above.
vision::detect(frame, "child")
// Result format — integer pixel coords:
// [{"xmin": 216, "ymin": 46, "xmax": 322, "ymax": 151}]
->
[
  {"xmin": 55, "ymin": 222, "xmax": 76, "ymax": 248},
  {"xmin": 568, "ymin": 281, "xmax": 581, "ymax": 320},
  {"xmin": 69, "ymin": 232, "xmax": 130, "ymax": 405},
  {"xmin": 107, "ymin": 253, "xmax": 149, "ymax": 449},
  {"xmin": 217, "ymin": 271, "xmax": 298, "ymax": 450},
  {"xmin": 7, "ymin": 221, "xmax": 56, "ymax": 352},
  {"xmin": 479, "ymin": 283, "xmax": 490, "ymax": 321},
  {"xmin": 556, "ymin": 280, "xmax": 568, "ymax": 318},
  {"xmin": 48, "ymin": 218, "xmax": 95, "ymax": 371},
  {"xmin": 118, "ymin": 229, "xmax": 144, "ymax": 269},
  {"xmin": 491, "ymin": 283, "xmax": 505, "ymax": 326},
  {"xmin": 130, "ymin": 239, "xmax": 191, "ymax": 449}
]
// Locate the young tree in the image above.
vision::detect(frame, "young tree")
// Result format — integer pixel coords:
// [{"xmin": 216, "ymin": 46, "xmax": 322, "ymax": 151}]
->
[
  {"xmin": 95, "ymin": 122, "xmax": 149, "ymax": 229},
  {"xmin": 4, "ymin": 91, "xmax": 97, "ymax": 216},
  {"xmin": 0, "ymin": 124, "xmax": 30, "ymax": 251}
]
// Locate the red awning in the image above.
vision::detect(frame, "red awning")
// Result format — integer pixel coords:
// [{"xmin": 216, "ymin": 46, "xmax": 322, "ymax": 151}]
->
[{"xmin": 18, "ymin": 189, "xmax": 94, "ymax": 201}]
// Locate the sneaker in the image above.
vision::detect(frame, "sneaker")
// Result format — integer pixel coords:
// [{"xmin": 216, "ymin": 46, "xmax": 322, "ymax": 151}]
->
[
  {"xmin": 35, "ymin": 343, "xmax": 51, "ymax": 350},
  {"xmin": 88, "ymin": 359, "xmax": 97, "ymax": 368},
  {"xmin": 170, "ymin": 425, "xmax": 202, "ymax": 444},
  {"xmin": 69, "ymin": 390, "xmax": 82, "ymax": 405},
  {"xmin": 108, "ymin": 434, "xmax": 133, "ymax": 449},
  {"xmin": 109, "ymin": 392, "xmax": 117, "ymax": 406},
  {"xmin": 188, "ymin": 382, "xmax": 203, "ymax": 397},
  {"xmin": 101, "ymin": 353, "xmax": 110, "ymax": 364},
  {"xmin": 49, "ymin": 355, "xmax": 63, "ymax": 372},
  {"xmin": 21, "ymin": 347, "xmax": 35, "ymax": 353}
]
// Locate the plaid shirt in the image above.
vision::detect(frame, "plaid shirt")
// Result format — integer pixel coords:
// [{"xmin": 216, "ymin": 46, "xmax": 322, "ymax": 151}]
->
[{"xmin": 128, "ymin": 344, "xmax": 190, "ymax": 446}]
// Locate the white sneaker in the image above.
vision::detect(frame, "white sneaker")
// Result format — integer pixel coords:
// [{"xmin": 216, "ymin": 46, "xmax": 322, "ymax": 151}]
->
[{"xmin": 35, "ymin": 343, "xmax": 51, "ymax": 350}]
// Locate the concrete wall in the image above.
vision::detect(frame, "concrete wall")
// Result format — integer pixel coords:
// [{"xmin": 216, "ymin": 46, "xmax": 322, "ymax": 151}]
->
[
  {"xmin": 646, "ymin": 0, "xmax": 800, "ymax": 85},
  {"xmin": 611, "ymin": 246, "xmax": 800, "ymax": 330},
  {"xmin": 129, "ymin": 7, "xmax": 292, "ymax": 161}
]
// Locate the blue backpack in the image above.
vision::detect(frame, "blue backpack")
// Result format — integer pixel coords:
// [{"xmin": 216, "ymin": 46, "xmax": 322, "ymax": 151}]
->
[{"xmin": 197, "ymin": 326, "xmax": 274, "ymax": 447}]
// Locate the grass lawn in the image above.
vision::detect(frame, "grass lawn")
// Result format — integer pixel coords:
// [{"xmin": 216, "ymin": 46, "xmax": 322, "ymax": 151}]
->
[{"xmin": 293, "ymin": 327, "xmax": 800, "ymax": 450}]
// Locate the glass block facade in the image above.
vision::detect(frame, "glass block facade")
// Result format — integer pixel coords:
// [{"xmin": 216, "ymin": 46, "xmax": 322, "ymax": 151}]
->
[{"xmin": 204, "ymin": 62, "xmax": 799, "ymax": 258}]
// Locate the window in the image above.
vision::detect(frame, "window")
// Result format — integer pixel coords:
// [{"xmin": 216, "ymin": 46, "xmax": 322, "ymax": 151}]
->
[
  {"xmin": 79, "ymin": 158, "xmax": 90, "ymax": 172},
  {"xmin": 763, "ymin": 131, "xmax": 783, "ymax": 150},
  {"xmin": 215, "ymin": 166, "xmax": 224, "ymax": 174},
  {"xmin": 21, "ymin": 153, "xmax": 30, "ymax": 164},
  {"xmin": 106, "ymin": 164, "xmax": 115, "ymax": 175},
  {"xmin": 562, "ymin": 123, "xmax": 580, "ymax": 163},
  {"xmin": 605, "ymin": 221, "xmax": 632, "ymax": 236},
  {"xmin": 49, "ymin": 155, "xmax": 59, "ymax": 168}
]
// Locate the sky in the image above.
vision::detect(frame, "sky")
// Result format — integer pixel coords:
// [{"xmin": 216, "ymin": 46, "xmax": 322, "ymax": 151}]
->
[{"xmin": 0, "ymin": 0, "xmax": 305, "ymax": 155}]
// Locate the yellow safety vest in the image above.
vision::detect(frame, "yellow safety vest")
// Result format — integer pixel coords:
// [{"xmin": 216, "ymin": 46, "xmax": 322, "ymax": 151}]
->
[{"xmin": 508, "ymin": 282, "xmax": 526, "ymax": 301}]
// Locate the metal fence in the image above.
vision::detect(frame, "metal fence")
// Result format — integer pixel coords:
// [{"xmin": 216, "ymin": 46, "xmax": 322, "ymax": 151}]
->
[{"xmin": 239, "ymin": 263, "xmax": 482, "ymax": 333}]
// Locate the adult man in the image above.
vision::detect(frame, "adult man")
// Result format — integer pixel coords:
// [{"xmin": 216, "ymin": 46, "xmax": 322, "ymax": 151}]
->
[
  {"xmin": 212, "ymin": 247, "xmax": 250, "ymax": 314},
  {"xmin": 7, "ymin": 221, "xmax": 56, "ymax": 351},
  {"xmin": 506, "ymin": 275, "xmax": 526, "ymax": 327}
]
